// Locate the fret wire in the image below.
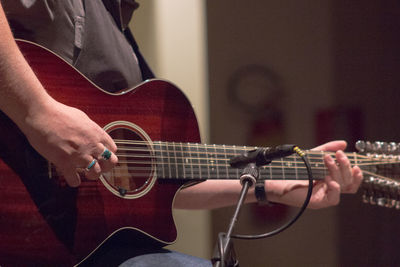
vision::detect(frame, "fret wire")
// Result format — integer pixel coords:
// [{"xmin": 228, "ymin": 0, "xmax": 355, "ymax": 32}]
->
[
  {"xmin": 154, "ymin": 142, "xmax": 161, "ymax": 178},
  {"xmin": 213, "ymin": 144, "xmax": 219, "ymax": 179},
  {"xmin": 200, "ymin": 144, "xmax": 207, "ymax": 179},
  {"xmin": 155, "ymin": 142, "xmax": 163, "ymax": 179},
  {"xmin": 203, "ymin": 144, "xmax": 209, "ymax": 179},
  {"xmin": 173, "ymin": 142, "xmax": 179, "ymax": 179},
  {"xmin": 181, "ymin": 142, "xmax": 186, "ymax": 179},
  {"xmin": 187, "ymin": 142, "xmax": 194, "ymax": 179},
  {"xmin": 223, "ymin": 144, "xmax": 229, "ymax": 179},
  {"xmin": 225, "ymin": 146, "xmax": 233, "ymax": 180},
  {"xmin": 176, "ymin": 142, "xmax": 183, "ymax": 179},
  {"xmin": 179, "ymin": 142, "xmax": 185, "ymax": 179},
  {"xmin": 205, "ymin": 145, "xmax": 210, "ymax": 178},
  {"xmin": 233, "ymin": 145, "xmax": 239, "ymax": 179},
  {"xmin": 195, "ymin": 143, "xmax": 202, "ymax": 180},
  {"xmin": 166, "ymin": 142, "xmax": 172, "ymax": 178},
  {"xmin": 163, "ymin": 142, "xmax": 169, "ymax": 178}
]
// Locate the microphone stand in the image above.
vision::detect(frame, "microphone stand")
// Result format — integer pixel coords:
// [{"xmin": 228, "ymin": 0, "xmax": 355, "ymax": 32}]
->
[{"xmin": 212, "ymin": 163, "xmax": 260, "ymax": 267}]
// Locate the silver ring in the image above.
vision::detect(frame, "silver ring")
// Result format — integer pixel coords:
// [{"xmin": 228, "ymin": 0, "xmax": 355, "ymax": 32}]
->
[{"xmin": 86, "ymin": 159, "xmax": 97, "ymax": 171}]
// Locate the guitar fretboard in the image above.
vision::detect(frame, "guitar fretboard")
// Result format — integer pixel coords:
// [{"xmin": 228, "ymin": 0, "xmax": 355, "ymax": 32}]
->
[
  {"xmin": 153, "ymin": 142, "xmax": 329, "ymax": 181},
  {"xmin": 113, "ymin": 140, "xmax": 398, "ymax": 182}
]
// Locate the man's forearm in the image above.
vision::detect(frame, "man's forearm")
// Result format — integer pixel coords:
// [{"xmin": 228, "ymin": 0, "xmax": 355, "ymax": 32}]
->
[{"xmin": 0, "ymin": 3, "xmax": 53, "ymax": 130}]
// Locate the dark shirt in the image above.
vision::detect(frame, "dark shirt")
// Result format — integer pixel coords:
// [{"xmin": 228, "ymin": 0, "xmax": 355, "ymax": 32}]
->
[{"xmin": 2, "ymin": 0, "xmax": 143, "ymax": 92}]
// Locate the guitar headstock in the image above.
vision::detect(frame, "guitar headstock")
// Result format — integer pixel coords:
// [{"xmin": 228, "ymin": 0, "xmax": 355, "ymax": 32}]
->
[{"xmin": 356, "ymin": 141, "xmax": 400, "ymax": 209}]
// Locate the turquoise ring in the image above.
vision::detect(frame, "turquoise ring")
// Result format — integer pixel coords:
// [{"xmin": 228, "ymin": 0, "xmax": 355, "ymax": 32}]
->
[
  {"xmin": 101, "ymin": 148, "xmax": 112, "ymax": 160},
  {"xmin": 86, "ymin": 159, "xmax": 97, "ymax": 171}
]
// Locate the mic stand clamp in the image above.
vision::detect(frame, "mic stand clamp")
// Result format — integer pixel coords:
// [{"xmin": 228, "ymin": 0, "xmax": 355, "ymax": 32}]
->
[{"xmin": 212, "ymin": 163, "xmax": 260, "ymax": 267}]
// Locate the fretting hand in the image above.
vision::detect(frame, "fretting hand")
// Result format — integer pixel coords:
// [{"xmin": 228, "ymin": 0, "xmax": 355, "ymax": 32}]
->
[{"xmin": 266, "ymin": 140, "xmax": 363, "ymax": 209}]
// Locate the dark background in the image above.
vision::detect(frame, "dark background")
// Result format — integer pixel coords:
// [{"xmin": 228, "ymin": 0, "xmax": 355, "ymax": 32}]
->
[{"xmin": 207, "ymin": 0, "xmax": 400, "ymax": 266}]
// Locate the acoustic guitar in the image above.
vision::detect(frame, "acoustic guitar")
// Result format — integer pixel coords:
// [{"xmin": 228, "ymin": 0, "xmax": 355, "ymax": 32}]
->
[{"xmin": 0, "ymin": 40, "xmax": 397, "ymax": 265}]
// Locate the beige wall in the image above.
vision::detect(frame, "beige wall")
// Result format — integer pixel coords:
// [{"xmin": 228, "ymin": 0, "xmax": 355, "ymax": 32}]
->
[
  {"xmin": 130, "ymin": 0, "xmax": 212, "ymax": 260},
  {"xmin": 132, "ymin": 0, "xmax": 209, "ymax": 142}
]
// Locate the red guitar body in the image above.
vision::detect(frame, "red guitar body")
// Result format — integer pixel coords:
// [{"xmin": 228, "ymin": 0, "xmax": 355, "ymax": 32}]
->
[{"xmin": 0, "ymin": 40, "xmax": 201, "ymax": 265}]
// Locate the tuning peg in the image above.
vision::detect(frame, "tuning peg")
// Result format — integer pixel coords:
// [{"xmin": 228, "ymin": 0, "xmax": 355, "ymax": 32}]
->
[
  {"xmin": 381, "ymin": 142, "xmax": 390, "ymax": 154},
  {"xmin": 388, "ymin": 142, "xmax": 398, "ymax": 154},
  {"xmin": 389, "ymin": 182, "xmax": 400, "ymax": 209},
  {"xmin": 372, "ymin": 141, "xmax": 386, "ymax": 154},
  {"xmin": 356, "ymin": 140, "xmax": 400, "ymax": 156},
  {"xmin": 365, "ymin": 141, "xmax": 373, "ymax": 153},
  {"xmin": 374, "ymin": 178, "xmax": 387, "ymax": 207},
  {"xmin": 361, "ymin": 175, "xmax": 400, "ymax": 209},
  {"xmin": 362, "ymin": 176, "xmax": 376, "ymax": 205},
  {"xmin": 355, "ymin": 140, "xmax": 366, "ymax": 153},
  {"xmin": 356, "ymin": 140, "xmax": 373, "ymax": 153},
  {"xmin": 396, "ymin": 183, "xmax": 400, "ymax": 209}
]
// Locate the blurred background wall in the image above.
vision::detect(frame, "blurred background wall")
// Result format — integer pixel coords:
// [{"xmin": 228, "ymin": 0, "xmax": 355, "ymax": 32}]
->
[{"xmin": 133, "ymin": 0, "xmax": 400, "ymax": 266}]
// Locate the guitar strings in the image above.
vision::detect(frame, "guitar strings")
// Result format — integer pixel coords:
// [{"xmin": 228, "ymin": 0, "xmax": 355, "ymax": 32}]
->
[
  {"xmin": 113, "ymin": 139, "xmax": 394, "ymax": 164},
  {"xmin": 111, "ymin": 146, "xmax": 396, "ymax": 168},
  {"xmin": 49, "ymin": 139, "xmax": 400, "ymax": 181},
  {"xmin": 101, "ymin": 141, "xmax": 399, "ymax": 180},
  {"xmin": 110, "ymin": 141, "xmax": 329, "ymax": 179},
  {"xmin": 113, "ymin": 140, "xmax": 400, "ymax": 171},
  {"xmin": 114, "ymin": 139, "xmax": 396, "ymax": 156},
  {"xmin": 106, "ymin": 164, "xmax": 325, "ymax": 179},
  {"xmin": 113, "ymin": 151, "xmax": 390, "ymax": 166}
]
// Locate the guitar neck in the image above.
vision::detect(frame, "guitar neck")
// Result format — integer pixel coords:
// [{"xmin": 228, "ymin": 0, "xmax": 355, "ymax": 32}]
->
[{"xmin": 151, "ymin": 142, "xmax": 362, "ymax": 181}]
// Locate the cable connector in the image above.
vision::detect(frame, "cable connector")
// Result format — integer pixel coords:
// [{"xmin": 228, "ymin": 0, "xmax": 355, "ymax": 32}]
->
[{"xmin": 293, "ymin": 146, "xmax": 306, "ymax": 157}]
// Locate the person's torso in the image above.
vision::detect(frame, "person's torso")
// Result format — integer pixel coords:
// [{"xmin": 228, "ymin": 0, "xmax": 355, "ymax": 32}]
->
[{"xmin": 3, "ymin": 0, "xmax": 143, "ymax": 92}]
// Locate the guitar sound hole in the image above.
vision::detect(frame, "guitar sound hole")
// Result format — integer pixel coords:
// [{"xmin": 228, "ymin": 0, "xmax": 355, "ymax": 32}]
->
[{"xmin": 101, "ymin": 124, "xmax": 155, "ymax": 198}]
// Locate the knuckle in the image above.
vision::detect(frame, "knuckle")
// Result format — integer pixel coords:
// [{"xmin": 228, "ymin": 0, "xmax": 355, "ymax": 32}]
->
[
  {"xmin": 341, "ymin": 160, "xmax": 350, "ymax": 169},
  {"xmin": 95, "ymin": 143, "xmax": 104, "ymax": 154}
]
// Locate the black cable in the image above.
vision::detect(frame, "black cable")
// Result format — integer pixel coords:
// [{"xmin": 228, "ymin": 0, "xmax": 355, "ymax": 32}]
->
[{"xmin": 231, "ymin": 147, "xmax": 314, "ymax": 240}]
